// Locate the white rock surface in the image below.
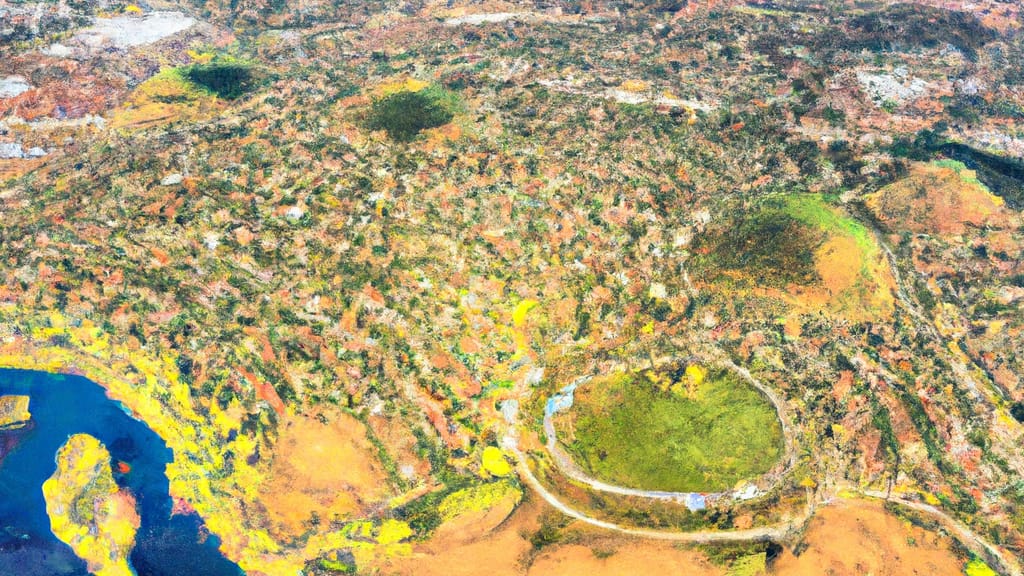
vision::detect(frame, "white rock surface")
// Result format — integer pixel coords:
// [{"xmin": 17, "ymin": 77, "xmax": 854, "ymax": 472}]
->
[
  {"xmin": 445, "ymin": 12, "xmax": 524, "ymax": 26},
  {"xmin": 0, "ymin": 143, "xmax": 25, "ymax": 159},
  {"xmin": 45, "ymin": 12, "xmax": 195, "ymax": 54},
  {"xmin": 856, "ymin": 70, "xmax": 929, "ymax": 105},
  {"xmin": 41, "ymin": 43, "xmax": 74, "ymax": 57},
  {"xmin": 160, "ymin": 173, "xmax": 184, "ymax": 186},
  {"xmin": 0, "ymin": 76, "xmax": 31, "ymax": 99},
  {"xmin": 203, "ymin": 233, "xmax": 220, "ymax": 251},
  {"xmin": 82, "ymin": 12, "xmax": 196, "ymax": 48}
]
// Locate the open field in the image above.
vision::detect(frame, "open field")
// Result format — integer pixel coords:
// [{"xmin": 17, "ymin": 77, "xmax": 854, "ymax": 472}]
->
[{"xmin": 555, "ymin": 369, "xmax": 784, "ymax": 493}]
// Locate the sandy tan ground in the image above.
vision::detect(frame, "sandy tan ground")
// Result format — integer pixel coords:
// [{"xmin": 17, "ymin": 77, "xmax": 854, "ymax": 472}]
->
[
  {"xmin": 378, "ymin": 494, "xmax": 542, "ymax": 576},
  {"xmin": 772, "ymin": 499, "xmax": 963, "ymax": 576},
  {"xmin": 865, "ymin": 162, "xmax": 1015, "ymax": 236},
  {"xmin": 259, "ymin": 409, "xmax": 391, "ymax": 541},
  {"xmin": 527, "ymin": 543, "xmax": 723, "ymax": 576},
  {"xmin": 380, "ymin": 494, "xmax": 966, "ymax": 576}
]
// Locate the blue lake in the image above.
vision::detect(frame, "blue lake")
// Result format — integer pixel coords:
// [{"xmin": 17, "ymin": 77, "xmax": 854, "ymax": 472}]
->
[{"xmin": 0, "ymin": 368, "xmax": 244, "ymax": 576}]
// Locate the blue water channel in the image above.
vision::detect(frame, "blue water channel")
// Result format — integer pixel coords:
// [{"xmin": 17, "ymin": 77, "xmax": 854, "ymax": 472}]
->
[{"xmin": 0, "ymin": 368, "xmax": 244, "ymax": 576}]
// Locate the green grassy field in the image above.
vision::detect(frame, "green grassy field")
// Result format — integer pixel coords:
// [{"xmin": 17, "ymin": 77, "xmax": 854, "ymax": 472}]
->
[{"xmin": 558, "ymin": 369, "xmax": 784, "ymax": 493}]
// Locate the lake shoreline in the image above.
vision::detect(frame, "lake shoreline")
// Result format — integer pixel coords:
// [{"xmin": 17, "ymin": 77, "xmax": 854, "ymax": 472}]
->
[{"xmin": 0, "ymin": 364, "xmax": 244, "ymax": 576}]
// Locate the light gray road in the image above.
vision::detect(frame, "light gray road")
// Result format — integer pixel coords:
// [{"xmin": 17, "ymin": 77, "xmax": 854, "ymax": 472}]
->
[
  {"xmin": 496, "ymin": 218, "xmax": 1021, "ymax": 574},
  {"xmin": 861, "ymin": 489, "xmax": 1022, "ymax": 576},
  {"xmin": 505, "ymin": 441, "xmax": 811, "ymax": 543},
  {"xmin": 539, "ymin": 354, "xmax": 798, "ymax": 507}
]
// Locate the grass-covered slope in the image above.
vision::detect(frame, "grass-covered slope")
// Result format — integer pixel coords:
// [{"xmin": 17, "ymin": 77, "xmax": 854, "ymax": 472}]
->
[
  {"xmin": 555, "ymin": 369, "xmax": 784, "ymax": 493},
  {"xmin": 693, "ymin": 194, "xmax": 895, "ymax": 321}
]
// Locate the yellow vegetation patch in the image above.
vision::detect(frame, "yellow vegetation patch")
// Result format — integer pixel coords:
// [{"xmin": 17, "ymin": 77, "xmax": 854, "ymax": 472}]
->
[
  {"xmin": 377, "ymin": 519, "xmax": 413, "ymax": 545},
  {"xmin": 437, "ymin": 480, "xmax": 522, "ymax": 522},
  {"xmin": 685, "ymin": 364, "xmax": 707, "ymax": 387},
  {"xmin": 187, "ymin": 49, "xmax": 215, "ymax": 64},
  {"xmin": 376, "ymin": 77, "xmax": 430, "ymax": 97},
  {"xmin": 815, "ymin": 235, "xmax": 860, "ymax": 296},
  {"xmin": 511, "ymin": 299, "xmax": 538, "ymax": 327},
  {"xmin": 620, "ymin": 79, "xmax": 649, "ymax": 92},
  {"xmin": 109, "ymin": 68, "xmax": 223, "ymax": 130},
  {"xmin": 43, "ymin": 434, "xmax": 140, "ymax": 576},
  {"xmin": 966, "ymin": 559, "xmax": 1000, "ymax": 576},
  {"xmin": 480, "ymin": 446, "xmax": 512, "ymax": 477}
]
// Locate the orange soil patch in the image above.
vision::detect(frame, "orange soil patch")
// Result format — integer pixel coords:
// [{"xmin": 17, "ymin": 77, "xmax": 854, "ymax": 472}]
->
[
  {"xmin": 815, "ymin": 235, "xmax": 861, "ymax": 297},
  {"xmin": 238, "ymin": 367, "xmax": 286, "ymax": 416},
  {"xmin": 772, "ymin": 499, "xmax": 963, "ymax": 576},
  {"xmin": 0, "ymin": 156, "xmax": 48, "ymax": 181},
  {"xmin": 528, "ymin": 543, "xmax": 723, "ymax": 576},
  {"xmin": 259, "ymin": 408, "xmax": 391, "ymax": 542},
  {"xmin": 865, "ymin": 162, "xmax": 1014, "ymax": 236},
  {"xmin": 775, "ymin": 235, "xmax": 869, "ymax": 320},
  {"xmin": 380, "ymin": 493, "xmax": 967, "ymax": 576},
  {"xmin": 378, "ymin": 495, "xmax": 544, "ymax": 576},
  {"xmin": 812, "ymin": 232, "xmax": 896, "ymax": 322}
]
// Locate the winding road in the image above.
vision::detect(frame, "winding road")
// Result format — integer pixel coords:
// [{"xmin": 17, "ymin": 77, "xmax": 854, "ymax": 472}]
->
[
  {"xmin": 491, "ymin": 206, "xmax": 1024, "ymax": 575},
  {"xmin": 506, "ymin": 416, "xmax": 1021, "ymax": 573},
  {"xmin": 499, "ymin": 349, "xmax": 811, "ymax": 543},
  {"xmin": 505, "ymin": 439, "xmax": 810, "ymax": 543},
  {"xmin": 539, "ymin": 355, "xmax": 798, "ymax": 508}
]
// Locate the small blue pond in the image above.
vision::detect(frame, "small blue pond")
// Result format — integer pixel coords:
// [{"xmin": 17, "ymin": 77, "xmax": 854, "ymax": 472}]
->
[{"xmin": 0, "ymin": 368, "xmax": 244, "ymax": 576}]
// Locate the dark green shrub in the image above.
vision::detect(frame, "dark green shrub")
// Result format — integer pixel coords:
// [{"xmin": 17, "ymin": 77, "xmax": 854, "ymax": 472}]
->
[
  {"xmin": 186, "ymin": 62, "xmax": 255, "ymax": 99},
  {"xmin": 1010, "ymin": 402, "xmax": 1024, "ymax": 424},
  {"xmin": 367, "ymin": 89, "xmax": 454, "ymax": 141}
]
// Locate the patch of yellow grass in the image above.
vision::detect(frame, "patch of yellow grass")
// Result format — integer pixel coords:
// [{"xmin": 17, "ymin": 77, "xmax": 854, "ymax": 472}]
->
[
  {"xmin": 481, "ymin": 446, "xmax": 512, "ymax": 477},
  {"xmin": 620, "ymin": 79, "xmax": 649, "ymax": 92},
  {"xmin": 376, "ymin": 77, "xmax": 430, "ymax": 97},
  {"xmin": 438, "ymin": 480, "xmax": 521, "ymax": 522},
  {"xmin": 109, "ymin": 69, "xmax": 222, "ymax": 130}
]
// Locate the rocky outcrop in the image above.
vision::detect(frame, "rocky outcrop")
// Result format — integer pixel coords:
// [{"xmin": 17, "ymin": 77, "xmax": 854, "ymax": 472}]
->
[{"xmin": 0, "ymin": 394, "xmax": 30, "ymax": 429}]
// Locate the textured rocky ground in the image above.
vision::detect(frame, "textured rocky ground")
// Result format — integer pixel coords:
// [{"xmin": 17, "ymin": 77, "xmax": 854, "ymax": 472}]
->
[{"xmin": 1, "ymin": 1, "xmax": 1023, "ymax": 575}]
